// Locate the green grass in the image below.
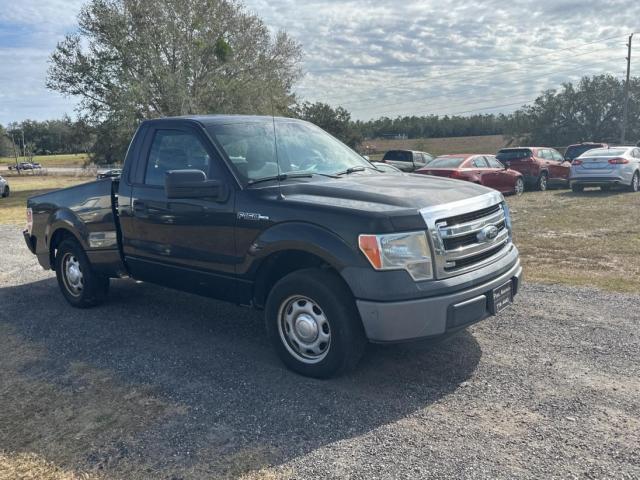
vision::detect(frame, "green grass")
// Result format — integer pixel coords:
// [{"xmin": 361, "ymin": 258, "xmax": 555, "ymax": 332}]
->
[
  {"xmin": 0, "ymin": 176, "xmax": 89, "ymax": 225},
  {"xmin": 0, "ymin": 153, "xmax": 89, "ymax": 168},
  {"xmin": 507, "ymin": 187, "xmax": 640, "ymax": 293}
]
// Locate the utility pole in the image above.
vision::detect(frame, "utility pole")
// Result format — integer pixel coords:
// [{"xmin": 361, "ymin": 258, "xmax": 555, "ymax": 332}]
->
[{"xmin": 620, "ymin": 33, "xmax": 633, "ymax": 144}]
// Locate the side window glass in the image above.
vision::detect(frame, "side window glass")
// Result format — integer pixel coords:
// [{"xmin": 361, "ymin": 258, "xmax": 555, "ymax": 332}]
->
[
  {"xmin": 551, "ymin": 150, "xmax": 563, "ymax": 162},
  {"xmin": 145, "ymin": 130, "xmax": 211, "ymax": 186},
  {"xmin": 539, "ymin": 149, "xmax": 549, "ymax": 160},
  {"xmin": 487, "ymin": 156, "xmax": 503, "ymax": 168},
  {"xmin": 473, "ymin": 157, "xmax": 488, "ymax": 168}
]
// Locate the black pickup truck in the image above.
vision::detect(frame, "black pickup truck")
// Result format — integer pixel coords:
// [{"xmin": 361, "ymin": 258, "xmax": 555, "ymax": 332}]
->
[{"xmin": 24, "ymin": 115, "xmax": 522, "ymax": 378}]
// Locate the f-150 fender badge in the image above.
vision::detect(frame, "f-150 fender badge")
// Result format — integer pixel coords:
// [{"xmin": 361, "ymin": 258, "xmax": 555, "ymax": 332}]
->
[{"xmin": 237, "ymin": 212, "xmax": 270, "ymax": 221}]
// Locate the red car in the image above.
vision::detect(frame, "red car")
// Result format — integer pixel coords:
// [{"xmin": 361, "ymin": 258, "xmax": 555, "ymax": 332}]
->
[
  {"xmin": 496, "ymin": 147, "xmax": 571, "ymax": 191},
  {"xmin": 415, "ymin": 154, "xmax": 524, "ymax": 195}
]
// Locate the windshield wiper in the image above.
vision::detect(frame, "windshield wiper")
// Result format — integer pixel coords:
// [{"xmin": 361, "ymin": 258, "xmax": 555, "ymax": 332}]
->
[
  {"xmin": 335, "ymin": 166, "xmax": 367, "ymax": 176},
  {"xmin": 247, "ymin": 171, "xmax": 339, "ymax": 186}
]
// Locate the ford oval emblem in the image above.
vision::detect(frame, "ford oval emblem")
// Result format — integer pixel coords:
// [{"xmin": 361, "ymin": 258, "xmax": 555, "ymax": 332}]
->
[{"xmin": 477, "ymin": 225, "xmax": 499, "ymax": 242}]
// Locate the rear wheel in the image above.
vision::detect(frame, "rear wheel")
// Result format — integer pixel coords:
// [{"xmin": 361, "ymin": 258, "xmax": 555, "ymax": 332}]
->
[
  {"xmin": 1, "ymin": 186, "xmax": 8, "ymax": 197},
  {"xmin": 514, "ymin": 178, "xmax": 524, "ymax": 195},
  {"xmin": 571, "ymin": 183, "xmax": 584, "ymax": 193},
  {"xmin": 55, "ymin": 238, "xmax": 109, "ymax": 308},
  {"xmin": 537, "ymin": 172, "xmax": 548, "ymax": 191},
  {"xmin": 629, "ymin": 172, "xmax": 639, "ymax": 193},
  {"xmin": 265, "ymin": 268, "xmax": 366, "ymax": 378}
]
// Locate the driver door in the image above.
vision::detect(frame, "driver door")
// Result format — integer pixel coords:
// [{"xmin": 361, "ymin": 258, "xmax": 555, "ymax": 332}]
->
[{"xmin": 125, "ymin": 124, "xmax": 245, "ymax": 301}]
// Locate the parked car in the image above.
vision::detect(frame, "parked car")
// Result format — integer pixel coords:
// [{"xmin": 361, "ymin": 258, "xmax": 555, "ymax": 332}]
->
[
  {"xmin": 570, "ymin": 146, "xmax": 640, "ymax": 192},
  {"xmin": 415, "ymin": 154, "xmax": 524, "ymax": 195},
  {"xmin": 496, "ymin": 147, "xmax": 570, "ymax": 191},
  {"xmin": 0, "ymin": 175, "xmax": 9, "ymax": 198},
  {"xmin": 24, "ymin": 115, "xmax": 521, "ymax": 378},
  {"xmin": 97, "ymin": 168, "xmax": 123, "ymax": 179},
  {"xmin": 381, "ymin": 149, "xmax": 434, "ymax": 172},
  {"xmin": 371, "ymin": 161, "xmax": 402, "ymax": 173},
  {"xmin": 564, "ymin": 142, "xmax": 608, "ymax": 162},
  {"xmin": 8, "ymin": 161, "xmax": 42, "ymax": 171}
]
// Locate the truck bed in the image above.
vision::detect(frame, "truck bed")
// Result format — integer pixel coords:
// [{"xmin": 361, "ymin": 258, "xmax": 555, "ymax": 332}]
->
[{"xmin": 26, "ymin": 178, "xmax": 126, "ymax": 277}]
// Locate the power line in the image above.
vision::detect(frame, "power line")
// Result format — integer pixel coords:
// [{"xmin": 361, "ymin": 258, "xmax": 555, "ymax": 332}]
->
[
  {"xmin": 351, "ymin": 60, "xmax": 612, "ymax": 117},
  {"xmin": 301, "ymin": 32, "xmax": 631, "ymax": 106},
  {"xmin": 341, "ymin": 51, "xmax": 610, "ymax": 110}
]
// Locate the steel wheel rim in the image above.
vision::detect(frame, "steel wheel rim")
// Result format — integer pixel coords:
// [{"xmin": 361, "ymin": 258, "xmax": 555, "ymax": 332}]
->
[
  {"xmin": 278, "ymin": 295, "xmax": 331, "ymax": 364},
  {"xmin": 633, "ymin": 174, "xmax": 639, "ymax": 192},
  {"xmin": 540, "ymin": 175, "xmax": 547, "ymax": 190},
  {"xmin": 515, "ymin": 178, "xmax": 524, "ymax": 195},
  {"xmin": 62, "ymin": 253, "xmax": 84, "ymax": 296}
]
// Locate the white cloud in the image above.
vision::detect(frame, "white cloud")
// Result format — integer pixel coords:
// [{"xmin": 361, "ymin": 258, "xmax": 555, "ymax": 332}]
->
[{"xmin": 0, "ymin": 0, "xmax": 637, "ymax": 124}]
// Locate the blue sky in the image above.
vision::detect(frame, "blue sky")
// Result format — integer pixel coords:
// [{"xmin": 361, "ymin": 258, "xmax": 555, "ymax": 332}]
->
[{"xmin": 0, "ymin": 0, "xmax": 638, "ymax": 125}]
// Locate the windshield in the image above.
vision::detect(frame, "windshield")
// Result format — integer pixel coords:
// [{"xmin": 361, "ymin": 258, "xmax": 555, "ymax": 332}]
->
[
  {"xmin": 208, "ymin": 120, "xmax": 371, "ymax": 184},
  {"xmin": 496, "ymin": 149, "xmax": 532, "ymax": 161},
  {"xmin": 383, "ymin": 150, "xmax": 412, "ymax": 162},
  {"xmin": 580, "ymin": 148, "xmax": 627, "ymax": 157},
  {"xmin": 428, "ymin": 157, "xmax": 466, "ymax": 168},
  {"xmin": 565, "ymin": 144, "xmax": 602, "ymax": 160}
]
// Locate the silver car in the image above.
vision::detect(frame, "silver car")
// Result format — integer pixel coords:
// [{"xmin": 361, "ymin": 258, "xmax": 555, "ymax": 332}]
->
[
  {"xmin": 570, "ymin": 146, "xmax": 640, "ymax": 192},
  {"xmin": 0, "ymin": 175, "xmax": 9, "ymax": 198}
]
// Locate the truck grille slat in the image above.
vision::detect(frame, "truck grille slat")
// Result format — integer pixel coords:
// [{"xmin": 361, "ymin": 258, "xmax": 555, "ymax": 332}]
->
[{"xmin": 420, "ymin": 192, "xmax": 512, "ymax": 279}]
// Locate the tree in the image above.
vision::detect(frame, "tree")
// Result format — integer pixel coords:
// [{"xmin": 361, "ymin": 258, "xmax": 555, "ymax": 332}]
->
[
  {"xmin": 47, "ymin": 0, "xmax": 302, "ymax": 164},
  {"xmin": 506, "ymin": 75, "xmax": 640, "ymax": 146},
  {"xmin": 292, "ymin": 102, "xmax": 362, "ymax": 148}
]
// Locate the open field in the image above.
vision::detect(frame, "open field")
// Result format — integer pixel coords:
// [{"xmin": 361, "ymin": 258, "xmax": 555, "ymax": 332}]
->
[
  {"xmin": 0, "ymin": 153, "xmax": 89, "ymax": 168},
  {"xmin": 0, "ymin": 224, "xmax": 638, "ymax": 479},
  {"xmin": 507, "ymin": 188, "xmax": 640, "ymax": 293},
  {"xmin": 364, "ymin": 134, "xmax": 511, "ymax": 160},
  {"xmin": 0, "ymin": 176, "xmax": 88, "ymax": 225}
]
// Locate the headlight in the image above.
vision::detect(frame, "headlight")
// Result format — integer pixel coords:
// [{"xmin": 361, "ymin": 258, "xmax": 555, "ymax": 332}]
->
[
  {"xmin": 502, "ymin": 202, "xmax": 512, "ymax": 241},
  {"xmin": 358, "ymin": 231, "xmax": 433, "ymax": 281}
]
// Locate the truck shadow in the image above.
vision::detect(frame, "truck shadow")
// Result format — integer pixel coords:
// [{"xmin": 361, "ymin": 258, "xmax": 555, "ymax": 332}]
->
[{"xmin": 0, "ymin": 276, "xmax": 482, "ymax": 477}]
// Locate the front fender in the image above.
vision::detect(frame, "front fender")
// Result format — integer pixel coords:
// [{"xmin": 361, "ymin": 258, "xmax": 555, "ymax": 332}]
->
[{"xmin": 241, "ymin": 221, "xmax": 368, "ymax": 275}]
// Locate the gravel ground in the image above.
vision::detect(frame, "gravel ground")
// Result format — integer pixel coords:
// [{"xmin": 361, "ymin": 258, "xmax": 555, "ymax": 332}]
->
[{"xmin": 0, "ymin": 224, "xmax": 638, "ymax": 479}]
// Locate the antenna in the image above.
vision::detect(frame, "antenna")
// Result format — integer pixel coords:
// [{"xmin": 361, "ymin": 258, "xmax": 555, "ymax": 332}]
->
[{"xmin": 269, "ymin": 82, "xmax": 284, "ymax": 200}]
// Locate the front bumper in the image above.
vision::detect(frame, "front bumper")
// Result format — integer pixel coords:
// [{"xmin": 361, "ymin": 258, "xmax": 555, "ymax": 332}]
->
[{"xmin": 356, "ymin": 259, "xmax": 522, "ymax": 342}]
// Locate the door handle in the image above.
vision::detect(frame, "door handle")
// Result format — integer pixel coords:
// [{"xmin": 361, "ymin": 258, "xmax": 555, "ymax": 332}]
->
[{"xmin": 133, "ymin": 201, "xmax": 147, "ymax": 216}]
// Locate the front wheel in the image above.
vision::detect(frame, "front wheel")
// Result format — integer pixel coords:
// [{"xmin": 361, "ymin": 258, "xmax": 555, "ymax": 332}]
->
[
  {"xmin": 514, "ymin": 177, "xmax": 524, "ymax": 196},
  {"xmin": 537, "ymin": 172, "xmax": 548, "ymax": 191},
  {"xmin": 629, "ymin": 172, "xmax": 639, "ymax": 193},
  {"xmin": 55, "ymin": 238, "xmax": 109, "ymax": 308},
  {"xmin": 1, "ymin": 186, "xmax": 8, "ymax": 198},
  {"xmin": 265, "ymin": 268, "xmax": 366, "ymax": 378}
]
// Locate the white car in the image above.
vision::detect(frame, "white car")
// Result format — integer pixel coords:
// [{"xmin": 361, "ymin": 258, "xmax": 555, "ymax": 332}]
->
[
  {"xmin": 0, "ymin": 175, "xmax": 9, "ymax": 198},
  {"xmin": 570, "ymin": 146, "xmax": 640, "ymax": 192}
]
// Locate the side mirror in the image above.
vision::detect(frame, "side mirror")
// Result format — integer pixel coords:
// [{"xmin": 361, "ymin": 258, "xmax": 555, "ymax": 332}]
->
[{"xmin": 165, "ymin": 169, "xmax": 227, "ymax": 200}]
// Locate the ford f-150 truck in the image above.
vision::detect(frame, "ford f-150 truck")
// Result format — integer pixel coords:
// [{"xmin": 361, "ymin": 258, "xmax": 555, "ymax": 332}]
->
[{"xmin": 24, "ymin": 115, "xmax": 522, "ymax": 378}]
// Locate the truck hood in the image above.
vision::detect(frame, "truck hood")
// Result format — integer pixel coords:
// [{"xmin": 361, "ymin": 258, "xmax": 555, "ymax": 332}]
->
[{"xmin": 277, "ymin": 173, "xmax": 496, "ymax": 212}]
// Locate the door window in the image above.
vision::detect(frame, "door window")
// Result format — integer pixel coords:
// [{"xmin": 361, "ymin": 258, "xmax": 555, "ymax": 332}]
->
[
  {"xmin": 145, "ymin": 130, "xmax": 211, "ymax": 186},
  {"xmin": 486, "ymin": 156, "xmax": 504, "ymax": 169},
  {"xmin": 550, "ymin": 149, "xmax": 564, "ymax": 162},
  {"xmin": 472, "ymin": 157, "xmax": 489, "ymax": 168}
]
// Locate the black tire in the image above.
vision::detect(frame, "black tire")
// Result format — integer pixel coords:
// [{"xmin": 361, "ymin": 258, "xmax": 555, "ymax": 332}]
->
[
  {"xmin": 571, "ymin": 183, "xmax": 584, "ymax": 193},
  {"xmin": 55, "ymin": 238, "xmax": 109, "ymax": 308},
  {"xmin": 536, "ymin": 172, "xmax": 548, "ymax": 191},
  {"xmin": 265, "ymin": 268, "xmax": 366, "ymax": 378},
  {"xmin": 1, "ymin": 186, "xmax": 8, "ymax": 198},
  {"xmin": 629, "ymin": 172, "xmax": 639, "ymax": 193}
]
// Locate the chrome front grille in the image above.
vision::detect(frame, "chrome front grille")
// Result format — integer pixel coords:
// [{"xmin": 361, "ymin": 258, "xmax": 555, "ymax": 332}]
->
[{"xmin": 420, "ymin": 191, "xmax": 512, "ymax": 279}]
